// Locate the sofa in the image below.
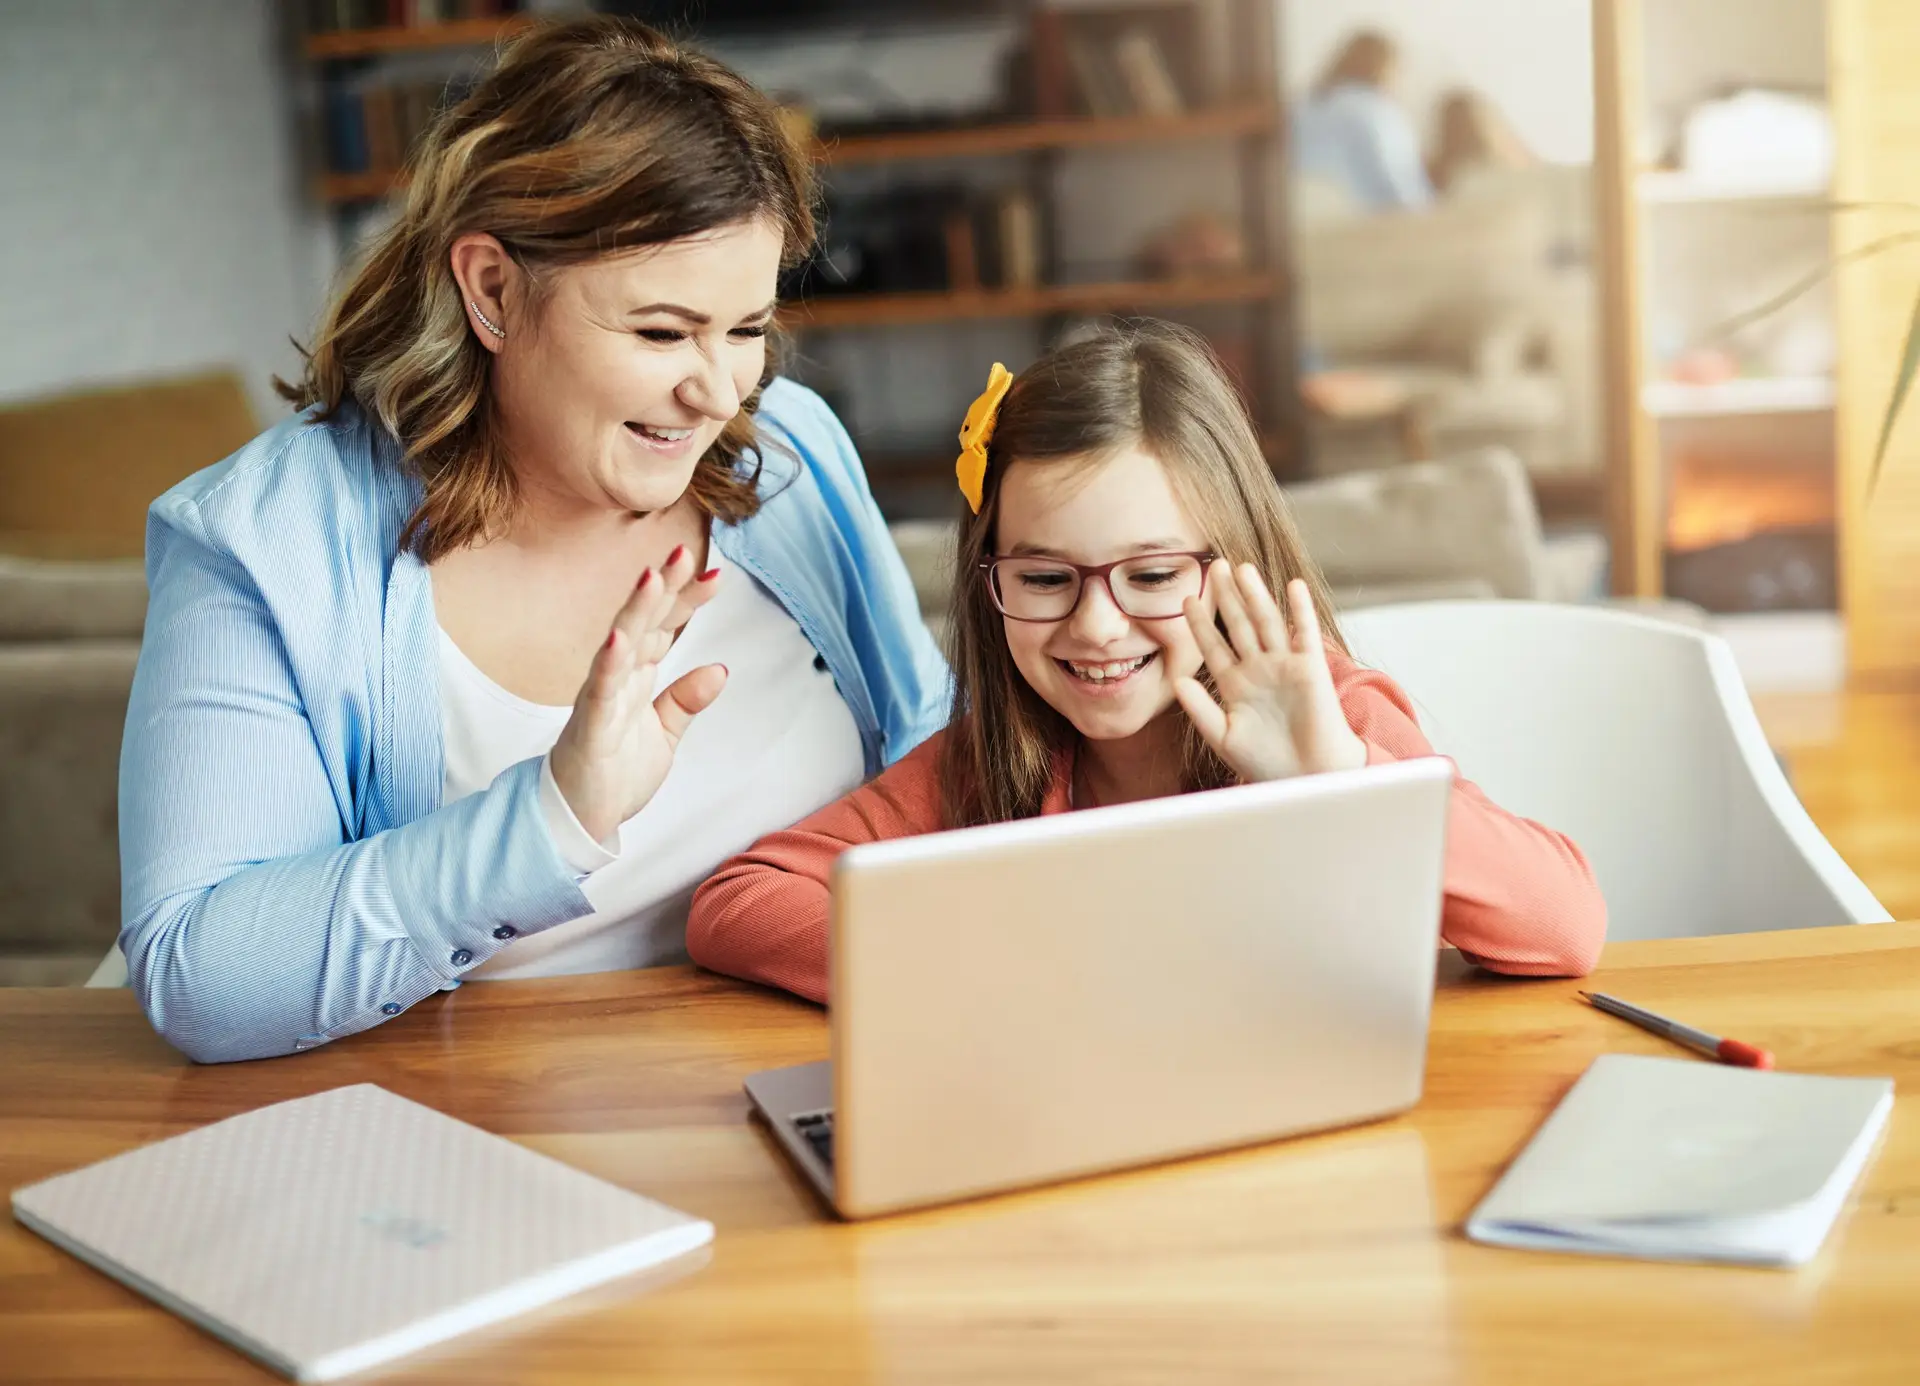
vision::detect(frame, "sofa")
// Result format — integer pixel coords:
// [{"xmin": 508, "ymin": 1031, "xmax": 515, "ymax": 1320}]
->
[
  {"xmin": 0, "ymin": 556, "xmax": 146, "ymax": 985},
  {"xmin": 1291, "ymin": 164, "xmax": 1600, "ymax": 489}
]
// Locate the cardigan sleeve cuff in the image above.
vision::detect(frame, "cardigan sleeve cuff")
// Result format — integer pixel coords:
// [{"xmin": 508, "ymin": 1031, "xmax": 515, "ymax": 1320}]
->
[{"xmin": 538, "ymin": 755, "xmax": 620, "ymax": 876}]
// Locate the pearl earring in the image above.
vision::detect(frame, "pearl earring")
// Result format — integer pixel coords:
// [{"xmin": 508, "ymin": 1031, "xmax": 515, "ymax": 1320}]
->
[{"xmin": 470, "ymin": 301, "xmax": 506, "ymax": 340}]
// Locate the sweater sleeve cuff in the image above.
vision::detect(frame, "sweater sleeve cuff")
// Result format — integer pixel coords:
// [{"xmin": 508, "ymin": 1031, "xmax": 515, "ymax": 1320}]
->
[{"xmin": 538, "ymin": 755, "xmax": 619, "ymax": 875}]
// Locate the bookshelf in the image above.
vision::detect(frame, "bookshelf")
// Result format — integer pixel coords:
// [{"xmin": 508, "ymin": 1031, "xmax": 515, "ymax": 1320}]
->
[
  {"xmin": 1594, "ymin": 0, "xmax": 1920, "ymax": 679},
  {"xmin": 301, "ymin": 1, "xmax": 1300, "ymax": 508}
]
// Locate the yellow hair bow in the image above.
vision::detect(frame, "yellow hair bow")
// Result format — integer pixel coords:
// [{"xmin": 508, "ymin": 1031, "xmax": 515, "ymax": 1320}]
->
[{"xmin": 955, "ymin": 362, "xmax": 1014, "ymax": 514}]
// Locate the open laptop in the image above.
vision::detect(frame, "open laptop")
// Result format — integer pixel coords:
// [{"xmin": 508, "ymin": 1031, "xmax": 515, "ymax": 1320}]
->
[{"xmin": 745, "ymin": 756, "xmax": 1454, "ymax": 1218}]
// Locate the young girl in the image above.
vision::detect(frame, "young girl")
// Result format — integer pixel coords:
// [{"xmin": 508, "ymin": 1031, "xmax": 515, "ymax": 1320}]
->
[{"xmin": 686, "ymin": 322, "xmax": 1605, "ymax": 1002}]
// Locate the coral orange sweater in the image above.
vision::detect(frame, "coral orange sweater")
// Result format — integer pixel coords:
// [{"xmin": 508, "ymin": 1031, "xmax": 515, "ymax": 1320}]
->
[{"xmin": 687, "ymin": 651, "xmax": 1606, "ymax": 1003}]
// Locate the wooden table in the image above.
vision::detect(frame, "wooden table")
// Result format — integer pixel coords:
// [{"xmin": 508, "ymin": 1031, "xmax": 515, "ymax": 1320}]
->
[{"xmin": 5, "ymin": 924, "xmax": 1919, "ymax": 1385}]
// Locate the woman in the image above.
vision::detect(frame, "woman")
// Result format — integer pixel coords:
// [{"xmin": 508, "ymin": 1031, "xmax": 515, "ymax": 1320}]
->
[
  {"xmin": 1291, "ymin": 30, "xmax": 1433, "ymax": 212},
  {"xmin": 117, "ymin": 17, "xmax": 947, "ymax": 1063}
]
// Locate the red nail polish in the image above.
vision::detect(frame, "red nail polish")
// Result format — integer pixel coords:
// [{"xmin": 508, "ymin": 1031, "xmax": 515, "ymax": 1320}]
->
[
  {"xmin": 699, "ymin": 566, "xmax": 721, "ymax": 582},
  {"xmin": 604, "ymin": 630, "xmax": 617, "ymax": 650},
  {"xmin": 668, "ymin": 545, "xmax": 688, "ymax": 565},
  {"xmin": 636, "ymin": 568, "xmax": 654, "ymax": 589}
]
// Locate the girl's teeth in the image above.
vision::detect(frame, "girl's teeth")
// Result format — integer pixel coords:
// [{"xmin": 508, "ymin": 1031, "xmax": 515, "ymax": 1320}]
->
[
  {"xmin": 1068, "ymin": 655, "xmax": 1150, "ymax": 682},
  {"xmin": 635, "ymin": 424, "xmax": 695, "ymax": 441}
]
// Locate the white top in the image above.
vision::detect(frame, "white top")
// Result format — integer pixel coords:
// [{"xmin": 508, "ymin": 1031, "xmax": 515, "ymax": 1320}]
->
[{"xmin": 438, "ymin": 549, "xmax": 866, "ymax": 979}]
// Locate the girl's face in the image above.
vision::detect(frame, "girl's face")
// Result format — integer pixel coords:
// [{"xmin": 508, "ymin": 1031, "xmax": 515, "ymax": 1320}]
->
[{"xmin": 991, "ymin": 444, "xmax": 1212, "ymax": 743}]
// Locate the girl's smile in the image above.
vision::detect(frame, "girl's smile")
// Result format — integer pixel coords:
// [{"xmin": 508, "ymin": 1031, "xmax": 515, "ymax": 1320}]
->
[{"xmin": 1058, "ymin": 651, "xmax": 1158, "ymax": 689}]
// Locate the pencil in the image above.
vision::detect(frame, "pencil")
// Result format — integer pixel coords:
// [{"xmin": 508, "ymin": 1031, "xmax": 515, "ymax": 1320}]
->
[{"xmin": 1579, "ymin": 991, "xmax": 1775, "ymax": 1069}]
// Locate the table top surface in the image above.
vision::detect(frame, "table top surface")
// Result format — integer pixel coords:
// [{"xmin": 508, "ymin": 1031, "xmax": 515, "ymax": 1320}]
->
[{"xmin": 5, "ymin": 922, "xmax": 1919, "ymax": 1386}]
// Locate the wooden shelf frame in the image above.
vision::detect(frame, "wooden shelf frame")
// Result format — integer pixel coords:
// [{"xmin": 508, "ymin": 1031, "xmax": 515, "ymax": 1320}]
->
[
  {"xmin": 1642, "ymin": 377, "xmax": 1837, "ymax": 418},
  {"xmin": 319, "ymin": 170, "xmax": 396, "ymax": 204},
  {"xmin": 821, "ymin": 102, "xmax": 1277, "ymax": 166},
  {"xmin": 304, "ymin": 16, "xmax": 532, "ymax": 60},
  {"xmin": 779, "ymin": 273, "xmax": 1280, "ymax": 330},
  {"xmin": 318, "ymin": 104, "xmax": 1279, "ymax": 205}
]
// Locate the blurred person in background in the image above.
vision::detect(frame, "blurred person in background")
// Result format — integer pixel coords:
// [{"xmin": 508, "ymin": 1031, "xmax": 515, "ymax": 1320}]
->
[
  {"xmin": 1428, "ymin": 87, "xmax": 1539, "ymax": 196},
  {"xmin": 1291, "ymin": 29, "xmax": 1433, "ymax": 213}
]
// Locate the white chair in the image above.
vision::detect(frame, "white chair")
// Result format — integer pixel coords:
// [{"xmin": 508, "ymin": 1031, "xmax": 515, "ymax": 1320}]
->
[{"xmin": 1339, "ymin": 600, "xmax": 1888, "ymax": 941}]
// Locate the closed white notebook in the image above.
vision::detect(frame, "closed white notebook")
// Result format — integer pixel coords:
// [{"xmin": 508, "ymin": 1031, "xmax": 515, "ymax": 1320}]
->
[
  {"xmin": 1467, "ymin": 1054, "xmax": 1893, "ymax": 1267},
  {"xmin": 9, "ymin": 1084, "xmax": 712, "ymax": 1381}
]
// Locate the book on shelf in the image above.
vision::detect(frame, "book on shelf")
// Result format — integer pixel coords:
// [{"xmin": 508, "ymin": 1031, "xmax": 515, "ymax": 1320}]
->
[
  {"xmin": 361, "ymin": 84, "xmax": 401, "ymax": 174},
  {"xmin": 1063, "ymin": 31, "xmax": 1130, "ymax": 119},
  {"xmin": 1028, "ymin": 9, "xmax": 1074, "ymax": 119},
  {"xmin": 995, "ymin": 189, "xmax": 1042, "ymax": 290},
  {"xmin": 321, "ymin": 75, "xmax": 476, "ymax": 179},
  {"xmin": 323, "ymin": 84, "xmax": 371, "ymax": 175},
  {"xmin": 1110, "ymin": 26, "xmax": 1185, "ymax": 117},
  {"xmin": 943, "ymin": 210, "xmax": 981, "ymax": 293},
  {"xmin": 1037, "ymin": 4, "xmax": 1202, "ymax": 120}
]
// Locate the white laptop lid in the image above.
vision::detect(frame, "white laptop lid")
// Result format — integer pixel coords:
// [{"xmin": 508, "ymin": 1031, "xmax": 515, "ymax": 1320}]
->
[
  {"xmin": 10, "ymin": 1084, "xmax": 712, "ymax": 1382},
  {"xmin": 828, "ymin": 757, "xmax": 1454, "ymax": 1217}
]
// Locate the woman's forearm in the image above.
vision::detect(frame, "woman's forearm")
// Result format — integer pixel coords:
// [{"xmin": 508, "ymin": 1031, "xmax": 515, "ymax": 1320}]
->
[{"xmin": 123, "ymin": 756, "xmax": 591, "ymax": 1063}]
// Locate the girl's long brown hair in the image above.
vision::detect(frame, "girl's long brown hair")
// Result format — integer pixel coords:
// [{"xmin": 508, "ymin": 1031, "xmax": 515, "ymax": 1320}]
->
[
  {"xmin": 939, "ymin": 321, "xmax": 1345, "ymax": 828},
  {"xmin": 277, "ymin": 16, "xmax": 816, "ymax": 561}
]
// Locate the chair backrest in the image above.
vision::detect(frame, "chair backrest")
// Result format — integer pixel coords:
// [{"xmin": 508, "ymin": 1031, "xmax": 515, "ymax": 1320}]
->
[{"xmin": 1339, "ymin": 601, "xmax": 1887, "ymax": 941}]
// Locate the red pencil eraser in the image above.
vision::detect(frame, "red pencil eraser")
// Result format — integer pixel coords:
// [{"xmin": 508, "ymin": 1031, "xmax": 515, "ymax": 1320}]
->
[{"xmin": 1718, "ymin": 1039, "xmax": 1775, "ymax": 1069}]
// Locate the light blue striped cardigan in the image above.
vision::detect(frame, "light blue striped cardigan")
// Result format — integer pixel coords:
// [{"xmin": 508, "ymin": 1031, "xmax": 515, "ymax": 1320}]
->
[{"xmin": 118, "ymin": 380, "xmax": 950, "ymax": 1063}]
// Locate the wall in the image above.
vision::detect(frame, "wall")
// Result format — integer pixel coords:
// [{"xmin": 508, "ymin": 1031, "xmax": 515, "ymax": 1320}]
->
[
  {"xmin": 0, "ymin": 0, "xmax": 332, "ymax": 425},
  {"xmin": 1283, "ymin": 0, "xmax": 1594, "ymax": 166}
]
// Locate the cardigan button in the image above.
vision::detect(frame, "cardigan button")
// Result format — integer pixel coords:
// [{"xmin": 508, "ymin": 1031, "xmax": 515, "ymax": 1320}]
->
[
  {"xmin": 813, "ymin": 652, "xmax": 829, "ymax": 671},
  {"xmin": 450, "ymin": 949, "xmax": 473, "ymax": 967},
  {"xmin": 380, "ymin": 1002, "xmax": 402, "ymax": 1016}
]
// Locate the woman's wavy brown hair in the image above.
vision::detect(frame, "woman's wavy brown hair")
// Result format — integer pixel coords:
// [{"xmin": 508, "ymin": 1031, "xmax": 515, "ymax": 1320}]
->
[
  {"xmin": 939, "ymin": 321, "xmax": 1346, "ymax": 828},
  {"xmin": 277, "ymin": 15, "xmax": 816, "ymax": 560}
]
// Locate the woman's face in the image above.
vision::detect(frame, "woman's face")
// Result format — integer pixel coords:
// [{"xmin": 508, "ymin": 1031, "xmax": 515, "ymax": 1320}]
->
[
  {"xmin": 991, "ymin": 444, "xmax": 1213, "ymax": 743},
  {"xmin": 490, "ymin": 218, "xmax": 783, "ymax": 519}
]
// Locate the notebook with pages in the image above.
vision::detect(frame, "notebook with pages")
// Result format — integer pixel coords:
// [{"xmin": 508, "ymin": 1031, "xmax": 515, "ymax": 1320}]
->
[
  {"xmin": 9, "ymin": 1084, "xmax": 712, "ymax": 1382},
  {"xmin": 1467, "ymin": 1054, "xmax": 1893, "ymax": 1266}
]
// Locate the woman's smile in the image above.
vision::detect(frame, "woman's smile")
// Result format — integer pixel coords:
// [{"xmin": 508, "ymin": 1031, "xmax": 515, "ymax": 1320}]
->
[
  {"xmin": 1055, "ymin": 651, "xmax": 1158, "ymax": 695},
  {"xmin": 623, "ymin": 419, "xmax": 706, "ymax": 458}
]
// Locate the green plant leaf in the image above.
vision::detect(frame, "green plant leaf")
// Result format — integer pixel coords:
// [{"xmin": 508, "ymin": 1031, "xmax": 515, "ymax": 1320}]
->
[
  {"xmin": 1869, "ymin": 290, "xmax": 1920, "ymax": 496},
  {"xmin": 1706, "ymin": 230, "xmax": 1920, "ymax": 347}
]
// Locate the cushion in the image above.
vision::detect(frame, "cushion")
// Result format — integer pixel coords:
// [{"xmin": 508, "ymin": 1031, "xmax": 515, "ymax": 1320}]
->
[
  {"xmin": 1282, "ymin": 447, "xmax": 1546, "ymax": 602},
  {"xmin": 0, "ymin": 554, "xmax": 147, "ymax": 641},
  {"xmin": 888, "ymin": 519, "xmax": 959, "ymax": 617},
  {"xmin": 0, "ymin": 371, "xmax": 255, "ymax": 559},
  {"xmin": 0, "ymin": 643, "xmax": 139, "ymax": 957},
  {"xmin": 1292, "ymin": 187, "xmax": 1552, "ymax": 362}
]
